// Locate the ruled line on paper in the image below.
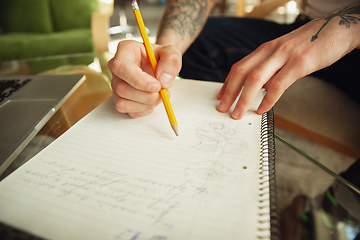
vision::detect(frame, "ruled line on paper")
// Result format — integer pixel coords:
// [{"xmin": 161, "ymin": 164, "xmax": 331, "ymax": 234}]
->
[{"xmin": 0, "ymin": 80, "xmax": 267, "ymax": 240}]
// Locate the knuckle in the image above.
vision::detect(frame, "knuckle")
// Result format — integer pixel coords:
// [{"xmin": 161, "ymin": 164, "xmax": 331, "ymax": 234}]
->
[
  {"xmin": 115, "ymin": 98, "xmax": 128, "ymax": 113},
  {"xmin": 268, "ymin": 79, "xmax": 284, "ymax": 92},
  {"xmin": 161, "ymin": 46, "xmax": 182, "ymax": 68},
  {"xmin": 288, "ymin": 50, "xmax": 313, "ymax": 77},
  {"xmin": 247, "ymin": 68, "xmax": 263, "ymax": 83},
  {"xmin": 117, "ymin": 39, "xmax": 130, "ymax": 49},
  {"xmin": 109, "ymin": 57, "xmax": 126, "ymax": 76},
  {"xmin": 294, "ymin": 52, "xmax": 311, "ymax": 69},
  {"xmin": 275, "ymin": 41, "xmax": 291, "ymax": 53},
  {"xmin": 112, "ymin": 80, "xmax": 127, "ymax": 97},
  {"xmin": 230, "ymin": 63, "xmax": 245, "ymax": 76},
  {"xmin": 165, "ymin": 53, "xmax": 181, "ymax": 67},
  {"xmin": 270, "ymin": 42, "xmax": 294, "ymax": 60},
  {"xmin": 164, "ymin": 44, "xmax": 181, "ymax": 55},
  {"xmin": 292, "ymin": 46, "xmax": 308, "ymax": 60},
  {"xmin": 260, "ymin": 40, "xmax": 275, "ymax": 50}
]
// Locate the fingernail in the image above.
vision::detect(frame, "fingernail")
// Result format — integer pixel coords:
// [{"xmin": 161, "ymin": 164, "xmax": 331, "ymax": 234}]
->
[
  {"xmin": 231, "ymin": 109, "xmax": 240, "ymax": 119},
  {"xmin": 158, "ymin": 72, "xmax": 174, "ymax": 88},
  {"xmin": 217, "ymin": 101, "xmax": 226, "ymax": 112},
  {"xmin": 257, "ymin": 106, "xmax": 264, "ymax": 115}
]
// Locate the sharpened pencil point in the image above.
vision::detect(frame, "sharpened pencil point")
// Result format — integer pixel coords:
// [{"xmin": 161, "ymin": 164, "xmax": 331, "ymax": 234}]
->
[{"xmin": 171, "ymin": 125, "xmax": 179, "ymax": 136}]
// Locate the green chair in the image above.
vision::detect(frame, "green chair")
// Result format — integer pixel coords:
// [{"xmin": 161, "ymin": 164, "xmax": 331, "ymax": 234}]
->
[{"xmin": 0, "ymin": 0, "xmax": 112, "ymax": 74}]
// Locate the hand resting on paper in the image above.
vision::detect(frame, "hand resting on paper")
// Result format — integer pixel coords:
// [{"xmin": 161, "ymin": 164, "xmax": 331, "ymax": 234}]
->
[
  {"xmin": 216, "ymin": 10, "xmax": 360, "ymax": 120},
  {"xmin": 108, "ymin": 40, "xmax": 182, "ymax": 118}
]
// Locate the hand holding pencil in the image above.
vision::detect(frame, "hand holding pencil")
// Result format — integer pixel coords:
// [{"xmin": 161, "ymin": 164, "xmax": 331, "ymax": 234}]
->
[
  {"xmin": 132, "ymin": 0, "xmax": 179, "ymax": 136},
  {"xmin": 107, "ymin": 4, "xmax": 182, "ymax": 133}
]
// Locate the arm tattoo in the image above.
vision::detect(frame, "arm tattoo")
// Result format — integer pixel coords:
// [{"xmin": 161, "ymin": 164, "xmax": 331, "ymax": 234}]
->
[
  {"xmin": 157, "ymin": 0, "xmax": 208, "ymax": 40},
  {"xmin": 311, "ymin": 4, "xmax": 360, "ymax": 42}
]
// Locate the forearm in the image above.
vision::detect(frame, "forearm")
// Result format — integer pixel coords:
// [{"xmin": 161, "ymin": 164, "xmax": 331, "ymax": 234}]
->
[
  {"xmin": 311, "ymin": 4, "xmax": 360, "ymax": 51},
  {"xmin": 156, "ymin": 0, "xmax": 219, "ymax": 53}
]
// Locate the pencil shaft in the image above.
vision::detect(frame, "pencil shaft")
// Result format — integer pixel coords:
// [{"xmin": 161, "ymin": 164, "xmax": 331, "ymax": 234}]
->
[
  {"xmin": 132, "ymin": 7, "xmax": 157, "ymax": 73},
  {"xmin": 160, "ymin": 89, "xmax": 177, "ymax": 126},
  {"xmin": 132, "ymin": 0, "xmax": 178, "ymax": 134}
]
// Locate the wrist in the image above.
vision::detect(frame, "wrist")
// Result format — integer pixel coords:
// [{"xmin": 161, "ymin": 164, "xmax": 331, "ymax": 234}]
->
[{"xmin": 156, "ymin": 29, "xmax": 188, "ymax": 53}]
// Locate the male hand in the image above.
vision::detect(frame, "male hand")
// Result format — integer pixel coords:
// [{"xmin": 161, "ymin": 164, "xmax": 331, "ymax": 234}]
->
[
  {"xmin": 217, "ymin": 12, "xmax": 360, "ymax": 119},
  {"xmin": 108, "ymin": 40, "xmax": 182, "ymax": 118}
]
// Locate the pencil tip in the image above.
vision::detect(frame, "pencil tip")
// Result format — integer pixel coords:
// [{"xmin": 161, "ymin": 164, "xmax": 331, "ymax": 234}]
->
[{"xmin": 171, "ymin": 125, "xmax": 179, "ymax": 136}]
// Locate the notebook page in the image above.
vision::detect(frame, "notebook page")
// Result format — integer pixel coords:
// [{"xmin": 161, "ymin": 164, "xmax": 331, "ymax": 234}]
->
[{"xmin": 0, "ymin": 79, "xmax": 268, "ymax": 240}]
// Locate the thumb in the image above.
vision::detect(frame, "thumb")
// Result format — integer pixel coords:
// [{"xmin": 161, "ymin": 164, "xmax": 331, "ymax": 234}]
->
[{"xmin": 155, "ymin": 45, "xmax": 182, "ymax": 89}]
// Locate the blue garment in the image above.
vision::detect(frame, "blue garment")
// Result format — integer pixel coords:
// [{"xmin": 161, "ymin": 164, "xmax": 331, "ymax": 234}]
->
[{"xmin": 179, "ymin": 16, "xmax": 360, "ymax": 103}]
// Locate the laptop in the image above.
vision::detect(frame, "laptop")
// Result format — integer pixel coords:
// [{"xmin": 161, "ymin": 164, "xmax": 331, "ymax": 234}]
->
[{"xmin": 0, "ymin": 74, "xmax": 85, "ymax": 176}]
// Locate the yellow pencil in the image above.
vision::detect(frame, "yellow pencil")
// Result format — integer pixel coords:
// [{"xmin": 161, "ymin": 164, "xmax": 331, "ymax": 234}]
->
[{"xmin": 132, "ymin": 0, "xmax": 178, "ymax": 136}]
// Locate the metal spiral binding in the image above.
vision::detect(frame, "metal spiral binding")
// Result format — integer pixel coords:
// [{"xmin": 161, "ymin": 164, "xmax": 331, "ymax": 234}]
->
[{"xmin": 257, "ymin": 109, "xmax": 280, "ymax": 240}]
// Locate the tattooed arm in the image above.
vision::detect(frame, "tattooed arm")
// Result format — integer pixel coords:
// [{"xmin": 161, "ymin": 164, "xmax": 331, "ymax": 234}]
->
[
  {"xmin": 156, "ymin": 0, "xmax": 219, "ymax": 53},
  {"xmin": 217, "ymin": 4, "xmax": 360, "ymax": 120}
]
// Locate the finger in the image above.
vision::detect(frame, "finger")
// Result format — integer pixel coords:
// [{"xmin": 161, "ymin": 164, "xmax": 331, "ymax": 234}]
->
[
  {"xmin": 108, "ymin": 41, "xmax": 161, "ymax": 93},
  {"xmin": 112, "ymin": 75, "xmax": 162, "ymax": 105},
  {"xmin": 217, "ymin": 77, "xmax": 229, "ymax": 100},
  {"xmin": 217, "ymin": 43, "xmax": 275, "ymax": 113},
  {"xmin": 217, "ymin": 53, "xmax": 254, "ymax": 101},
  {"xmin": 231, "ymin": 52, "xmax": 286, "ymax": 119},
  {"xmin": 217, "ymin": 68, "xmax": 246, "ymax": 113},
  {"xmin": 256, "ymin": 57, "xmax": 308, "ymax": 115},
  {"xmin": 155, "ymin": 45, "xmax": 182, "ymax": 89},
  {"xmin": 112, "ymin": 90, "xmax": 159, "ymax": 114}
]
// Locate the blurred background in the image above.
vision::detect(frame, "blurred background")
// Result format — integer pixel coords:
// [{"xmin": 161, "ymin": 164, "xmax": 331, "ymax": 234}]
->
[{"xmin": 107, "ymin": 0, "xmax": 301, "ymax": 53}]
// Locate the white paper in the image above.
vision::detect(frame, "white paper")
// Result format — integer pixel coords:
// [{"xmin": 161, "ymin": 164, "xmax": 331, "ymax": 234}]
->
[{"xmin": 0, "ymin": 79, "xmax": 269, "ymax": 240}]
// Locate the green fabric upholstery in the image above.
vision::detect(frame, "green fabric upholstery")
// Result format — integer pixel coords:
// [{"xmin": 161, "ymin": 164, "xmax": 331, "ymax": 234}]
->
[
  {"xmin": 0, "ymin": 0, "xmax": 53, "ymax": 33},
  {"xmin": 0, "ymin": 29, "xmax": 93, "ymax": 61},
  {"xmin": 0, "ymin": 0, "xmax": 99, "ymax": 72},
  {"xmin": 49, "ymin": 0, "xmax": 98, "ymax": 31}
]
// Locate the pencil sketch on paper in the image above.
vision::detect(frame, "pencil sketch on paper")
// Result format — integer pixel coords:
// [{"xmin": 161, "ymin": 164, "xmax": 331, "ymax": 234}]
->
[
  {"xmin": 184, "ymin": 161, "xmax": 237, "ymax": 198},
  {"xmin": 194, "ymin": 122, "xmax": 249, "ymax": 156}
]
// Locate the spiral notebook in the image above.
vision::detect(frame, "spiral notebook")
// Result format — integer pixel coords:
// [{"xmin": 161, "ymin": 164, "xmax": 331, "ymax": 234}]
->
[{"xmin": 0, "ymin": 79, "xmax": 277, "ymax": 240}]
